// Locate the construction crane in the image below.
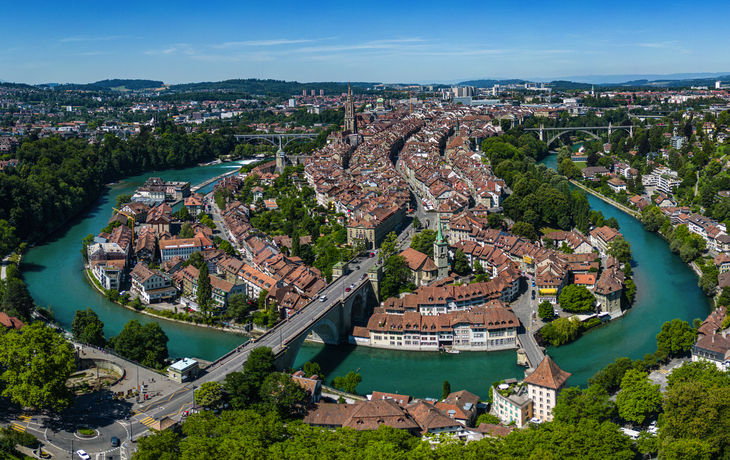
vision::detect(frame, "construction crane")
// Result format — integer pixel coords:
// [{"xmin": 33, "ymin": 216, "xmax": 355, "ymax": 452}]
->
[
  {"xmin": 384, "ymin": 89, "xmax": 415, "ymax": 114},
  {"xmin": 112, "ymin": 207, "xmax": 136, "ymax": 247}
]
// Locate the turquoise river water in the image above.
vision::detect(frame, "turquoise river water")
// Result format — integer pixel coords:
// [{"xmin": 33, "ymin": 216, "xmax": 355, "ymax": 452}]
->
[{"xmin": 22, "ymin": 154, "xmax": 712, "ymax": 399}]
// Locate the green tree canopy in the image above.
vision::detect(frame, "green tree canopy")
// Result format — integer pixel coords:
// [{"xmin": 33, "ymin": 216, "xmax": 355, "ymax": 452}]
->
[
  {"xmin": 655, "ymin": 319, "xmax": 697, "ymax": 357},
  {"xmin": 552, "ymin": 385, "xmax": 617, "ymax": 424},
  {"xmin": 260, "ymin": 372, "xmax": 307, "ymax": 417},
  {"xmin": 452, "ymin": 249, "xmax": 471, "ymax": 275},
  {"xmin": 615, "ymin": 369, "xmax": 662, "ymax": 425},
  {"xmin": 511, "ymin": 221, "xmax": 538, "ymax": 241},
  {"xmin": 197, "ymin": 263, "xmax": 212, "ymax": 316},
  {"xmin": 333, "ymin": 372, "xmax": 362, "ymax": 394},
  {"xmin": 379, "ymin": 255, "xmax": 413, "ymax": 300},
  {"xmin": 410, "ymin": 229, "xmax": 437, "ymax": 255},
  {"xmin": 607, "ymin": 236, "xmax": 632, "ymax": 264},
  {"xmin": 108, "ymin": 319, "xmax": 169, "ymax": 368},
  {"xmin": 558, "ymin": 285, "xmax": 596, "ymax": 313},
  {"xmin": 0, "ymin": 322, "xmax": 76, "ymax": 411},
  {"xmin": 195, "ymin": 381, "xmax": 223, "ymax": 408},
  {"xmin": 538, "ymin": 301, "xmax": 555, "ymax": 320},
  {"xmin": 71, "ymin": 308, "xmax": 106, "ymax": 347},
  {"xmin": 1, "ymin": 277, "xmax": 35, "ymax": 322}
]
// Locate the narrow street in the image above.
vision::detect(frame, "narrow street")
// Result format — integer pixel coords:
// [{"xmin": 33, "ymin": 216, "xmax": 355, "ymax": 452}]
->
[{"xmin": 509, "ymin": 279, "xmax": 546, "ymax": 369}]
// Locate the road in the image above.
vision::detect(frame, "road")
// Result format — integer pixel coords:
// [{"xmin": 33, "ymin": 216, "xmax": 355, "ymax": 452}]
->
[{"xmin": 508, "ymin": 278, "xmax": 546, "ymax": 369}]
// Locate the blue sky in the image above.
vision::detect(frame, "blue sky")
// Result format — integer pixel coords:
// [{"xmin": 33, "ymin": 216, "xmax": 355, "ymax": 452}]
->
[{"xmin": 2, "ymin": 0, "xmax": 729, "ymax": 85}]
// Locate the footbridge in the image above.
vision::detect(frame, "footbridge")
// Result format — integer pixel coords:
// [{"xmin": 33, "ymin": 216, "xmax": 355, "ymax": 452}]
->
[
  {"xmin": 525, "ymin": 123, "xmax": 634, "ymax": 146},
  {"xmin": 196, "ymin": 256, "xmax": 381, "ymax": 383}
]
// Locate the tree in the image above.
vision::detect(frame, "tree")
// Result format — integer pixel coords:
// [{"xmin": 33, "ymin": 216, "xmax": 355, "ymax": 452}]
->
[
  {"xmin": 302, "ymin": 362, "xmax": 322, "ymax": 379},
  {"xmin": 605, "ymin": 217, "xmax": 620, "ymax": 230},
  {"xmin": 333, "ymin": 372, "xmax": 362, "ymax": 394},
  {"xmin": 0, "ymin": 322, "xmax": 75, "ymax": 411},
  {"xmin": 179, "ymin": 222, "xmax": 195, "ymax": 238},
  {"xmin": 412, "ymin": 216, "xmax": 421, "ymax": 229},
  {"xmin": 260, "ymin": 372, "xmax": 307, "ymax": 417},
  {"xmin": 511, "ymin": 221, "xmax": 538, "ymax": 241},
  {"xmin": 615, "ymin": 369, "xmax": 662, "ymax": 425},
  {"xmin": 538, "ymin": 301, "xmax": 555, "ymax": 320},
  {"xmin": 607, "ymin": 236, "xmax": 632, "ymax": 264},
  {"xmin": 442, "ymin": 380, "xmax": 451, "ymax": 400},
  {"xmin": 452, "ymin": 249, "xmax": 471, "ymax": 275},
  {"xmin": 379, "ymin": 255, "xmax": 412, "ymax": 300},
  {"xmin": 539, "ymin": 316, "xmax": 582, "ymax": 346},
  {"xmin": 558, "ymin": 158, "xmax": 582, "ymax": 179},
  {"xmin": 379, "ymin": 232, "xmax": 399, "ymax": 260},
  {"xmin": 115, "ymin": 193, "xmax": 133, "ymax": 210},
  {"xmin": 71, "ymin": 308, "xmax": 106, "ymax": 347},
  {"xmin": 108, "ymin": 319, "xmax": 169, "ymax": 369},
  {"xmin": 133, "ymin": 429, "xmax": 181, "ymax": 460},
  {"xmin": 475, "ymin": 413, "xmax": 501, "ymax": 426},
  {"xmin": 80, "ymin": 233, "xmax": 95, "ymax": 263},
  {"xmin": 473, "ymin": 260, "xmax": 485, "ymax": 274},
  {"xmin": 410, "ymin": 229, "xmax": 437, "ymax": 255},
  {"xmin": 698, "ymin": 271, "xmax": 718, "ymax": 296},
  {"xmin": 197, "ymin": 263, "xmax": 212, "ymax": 316},
  {"xmin": 244, "ymin": 347, "xmax": 275, "ymax": 383},
  {"xmin": 184, "ymin": 251, "xmax": 205, "ymax": 270},
  {"xmin": 226, "ymin": 293, "xmax": 250, "ymax": 321},
  {"xmin": 552, "ymin": 385, "xmax": 617, "ymax": 424},
  {"xmin": 195, "ymin": 381, "xmax": 223, "ymax": 408},
  {"xmin": 655, "ymin": 319, "xmax": 697, "ymax": 357},
  {"xmin": 487, "ymin": 213, "xmax": 504, "ymax": 229},
  {"xmin": 1, "ymin": 278, "xmax": 35, "ymax": 321},
  {"xmin": 177, "ymin": 205, "xmax": 191, "ymax": 222},
  {"xmin": 558, "ymin": 285, "xmax": 596, "ymax": 312}
]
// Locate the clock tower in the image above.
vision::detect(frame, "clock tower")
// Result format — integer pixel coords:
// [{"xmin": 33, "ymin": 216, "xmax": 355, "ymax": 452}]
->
[{"xmin": 434, "ymin": 215, "xmax": 449, "ymax": 280}]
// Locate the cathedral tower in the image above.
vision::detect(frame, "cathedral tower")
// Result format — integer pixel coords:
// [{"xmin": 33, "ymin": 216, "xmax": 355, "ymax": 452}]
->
[{"xmin": 344, "ymin": 82, "xmax": 357, "ymax": 133}]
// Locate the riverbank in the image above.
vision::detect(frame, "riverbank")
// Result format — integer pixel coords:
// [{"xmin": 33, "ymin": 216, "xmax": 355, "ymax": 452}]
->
[
  {"xmin": 568, "ymin": 179, "xmax": 642, "ymax": 219},
  {"xmin": 82, "ymin": 267, "xmax": 249, "ymax": 336}
]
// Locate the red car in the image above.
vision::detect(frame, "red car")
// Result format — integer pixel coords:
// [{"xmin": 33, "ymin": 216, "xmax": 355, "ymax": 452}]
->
[
  {"xmin": 369, "ymin": 252, "xmax": 375, "ymax": 258},
  {"xmin": 345, "ymin": 287, "xmax": 351, "ymax": 292}
]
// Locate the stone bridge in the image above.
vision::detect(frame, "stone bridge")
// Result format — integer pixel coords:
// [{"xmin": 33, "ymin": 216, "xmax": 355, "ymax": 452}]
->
[
  {"xmin": 272, "ymin": 278, "xmax": 377, "ymax": 371},
  {"xmin": 525, "ymin": 123, "xmax": 634, "ymax": 147}
]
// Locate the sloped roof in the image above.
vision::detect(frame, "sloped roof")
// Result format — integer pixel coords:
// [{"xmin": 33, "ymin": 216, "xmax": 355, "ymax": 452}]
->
[{"xmin": 523, "ymin": 356, "xmax": 571, "ymax": 390}]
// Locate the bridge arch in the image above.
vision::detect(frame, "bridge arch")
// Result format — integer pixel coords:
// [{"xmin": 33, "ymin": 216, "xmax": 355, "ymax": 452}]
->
[
  {"xmin": 546, "ymin": 129, "xmax": 601, "ymax": 147},
  {"xmin": 308, "ymin": 317, "xmax": 339, "ymax": 345}
]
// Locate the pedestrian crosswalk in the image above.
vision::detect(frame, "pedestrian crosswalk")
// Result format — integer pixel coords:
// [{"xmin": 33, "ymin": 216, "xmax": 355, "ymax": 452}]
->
[
  {"xmin": 11, "ymin": 423, "xmax": 26, "ymax": 432},
  {"xmin": 17, "ymin": 415, "xmax": 31, "ymax": 422},
  {"xmin": 139, "ymin": 416, "xmax": 156, "ymax": 427}
]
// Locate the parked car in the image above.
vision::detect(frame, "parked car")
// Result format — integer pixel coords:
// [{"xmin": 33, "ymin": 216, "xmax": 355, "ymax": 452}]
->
[
  {"xmin": 531, "ymin": 291, "xmax": 535, "ymax": 300},
  {"xmin": 76, "ymin": 450, "xmax": 91, "ymax": 460},
  {"xmin": 554, "ymin": 309, "xmax": 559, "ymax": 316}
]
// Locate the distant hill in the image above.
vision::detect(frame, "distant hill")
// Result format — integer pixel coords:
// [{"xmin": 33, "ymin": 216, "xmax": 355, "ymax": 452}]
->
[
  {"xmin": 55, "ymin": 79, "xmax": 164, "ymax": 91},
  {"xmin": 457, "ymin": 79, "xmax": 527, "ymax": 87},
  {"xmin": 168, "ymin": 79, "xmax": 379, "ymax": 96}
]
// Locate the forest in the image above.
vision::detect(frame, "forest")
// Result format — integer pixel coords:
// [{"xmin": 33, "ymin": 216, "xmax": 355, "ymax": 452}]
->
[{"xmin": 0, "ymin": 122, "xmax": 237, "ymax": 255}]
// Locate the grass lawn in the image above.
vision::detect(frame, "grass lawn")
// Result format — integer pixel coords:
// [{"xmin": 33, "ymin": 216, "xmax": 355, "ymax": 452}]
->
[
  {"xmin": 539, "ymin": 226, "xmax": 561, "ymax": 236},
  {"xmin": 575, "ymin": 161, "xmax": 588, "ymax": 169}
]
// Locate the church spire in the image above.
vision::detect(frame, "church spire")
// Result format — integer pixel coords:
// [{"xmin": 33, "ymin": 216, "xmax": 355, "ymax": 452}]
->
[{"xmin": 436, "ymin": 214, "xmax": 444, "ymax": 243}]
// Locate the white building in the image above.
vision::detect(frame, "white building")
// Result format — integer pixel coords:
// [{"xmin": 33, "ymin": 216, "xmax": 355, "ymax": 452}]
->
[{"xmin": 523, "ymin": 356, "xmax": 572, "ymax": 422}]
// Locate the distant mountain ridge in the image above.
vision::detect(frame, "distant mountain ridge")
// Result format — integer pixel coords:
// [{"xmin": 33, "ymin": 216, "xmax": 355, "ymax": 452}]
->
[{"xmin": 457, "ymin": 72, "xmax": 730, "ymax": 89}]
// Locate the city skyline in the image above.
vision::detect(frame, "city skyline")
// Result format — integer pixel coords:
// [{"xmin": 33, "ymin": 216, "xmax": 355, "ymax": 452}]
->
[{"xmin": 2, "ymin": 0, "xmax": 730, "ymax": 85}]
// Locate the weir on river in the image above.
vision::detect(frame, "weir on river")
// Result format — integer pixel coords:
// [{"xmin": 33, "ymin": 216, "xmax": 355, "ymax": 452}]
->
[{"xmin": 21, "ymin": 154, "xmax": 712, "ymax": 399}]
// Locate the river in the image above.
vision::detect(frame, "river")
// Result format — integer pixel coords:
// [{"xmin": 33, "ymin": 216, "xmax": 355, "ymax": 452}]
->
[
  {"xmin": 22, "ymin": 155, "xmax": 712, "ymax": 399},
  {"xmin": 23, "ymin": 161, "xmax": 251, "ymax": 363}
]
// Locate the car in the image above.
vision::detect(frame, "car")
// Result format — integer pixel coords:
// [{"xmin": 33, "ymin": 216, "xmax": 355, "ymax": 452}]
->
[
  {"xmin": 345, "ymin": 287, "xmax": 351, "ymax": 292},
  {"xmin": 369, "ymin": 253, "xmax": 375, "ymax": 258},
  {"xmin": 554, "ymin": 309, "xmax": 559, "ymax": 316},
  {"xmin": 355, "ymin": 265, "xmax": 361, "ymax": 270},
  {"xmin": 350, "ymin": 284, "xmax": 355, "ymax": 289},
  {"xmin": 531, "ymin": 281, "xmax": 535, "ymax": 287},
  {"xmin": 76, "ymin": 450, "xmax": 91, "ymax": 460},
  {"xmin": 531, "ymin": 291, "xmax": 535, "ymax": 300},
  {"xmin": 319, "ymin": 295, "xmax": 327, "ymax": 302},
  {"xmin": 360, "ymin": 275, "xmax": 367, "ymax": 280},
  {"xmin": 110, "ymin": 437, "xmax": 120, "ymax": 447}
]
